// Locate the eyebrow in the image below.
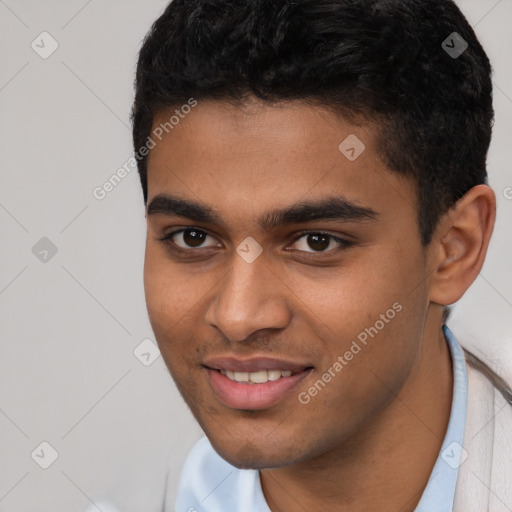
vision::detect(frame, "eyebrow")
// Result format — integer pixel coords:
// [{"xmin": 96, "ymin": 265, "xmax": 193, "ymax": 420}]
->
[{"xmin": 146, "ymin": 193, "xmax": 379, "ymax": 230}]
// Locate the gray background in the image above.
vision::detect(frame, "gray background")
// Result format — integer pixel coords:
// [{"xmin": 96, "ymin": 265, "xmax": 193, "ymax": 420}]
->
[{"xmin": 0, "ymin": 1, "xmax": 511, "ymax": 511}]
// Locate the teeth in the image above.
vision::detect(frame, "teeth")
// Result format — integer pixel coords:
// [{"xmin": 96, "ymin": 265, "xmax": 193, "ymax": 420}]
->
[
  {"xmin": 267, "ymin": 370, "xmax": 282, "ymax": 381},
  {"xmin": 219, "ymin": 369, "xmax": 294, "ymax": 383},
  {"xmin": 234, "ymin": 371, "xmax": 249, "ymax": 382}
]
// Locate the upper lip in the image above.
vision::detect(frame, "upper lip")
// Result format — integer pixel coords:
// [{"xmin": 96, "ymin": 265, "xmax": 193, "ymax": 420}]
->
[{"xmin": 203, "ymin": 356, "xmax": 312, "ymax": 374}]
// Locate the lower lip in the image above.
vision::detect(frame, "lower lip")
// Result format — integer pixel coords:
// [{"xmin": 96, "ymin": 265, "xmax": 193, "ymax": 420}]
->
[{"xmin": 205, "ymin": 368, "xmax": 312, "ymax": 410}]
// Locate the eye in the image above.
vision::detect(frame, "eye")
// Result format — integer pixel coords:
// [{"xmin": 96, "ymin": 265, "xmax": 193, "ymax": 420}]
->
[
  {"xmin": 290, "ymin": 231, "xmax": 353, "ymax": 253},
  {"xmin": 159, "ymin": 228, "xmax": 353, "ymax": 255},
  {"xmin": 159, "ymin": 228, "xmax": 220, "ymax": 250}
]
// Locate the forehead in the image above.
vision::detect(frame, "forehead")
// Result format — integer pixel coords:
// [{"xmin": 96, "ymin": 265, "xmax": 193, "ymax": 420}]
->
[{"xmin": 146, "ymin": 99, "xmax": 417, "ymax": 229}]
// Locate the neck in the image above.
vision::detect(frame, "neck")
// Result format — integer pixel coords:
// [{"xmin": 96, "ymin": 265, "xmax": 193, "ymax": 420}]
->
[{"xmin": 260, "ymin": 313, "xmax": 454, "ymax": 512}]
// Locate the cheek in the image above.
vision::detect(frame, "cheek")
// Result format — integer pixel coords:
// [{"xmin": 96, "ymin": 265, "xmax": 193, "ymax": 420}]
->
[
  {"xmin": 290, "ymin": 287, "xmax": 423, "ymax": 446},
  {"xmin": 143, "ymin": 244, "xmax": 197, "ymax": 364},
  {"xmin": 291, "ymin": 255, "xmax": 406, "ymax": 339},
  {"xmin": 293, "ymin": 248, "xmax": 426, "ymax": 387},
  {"xmin": 143, "ymin": 242, "xmax": 203, "ymax": 329},
  {"xmin": 143, "ymin": 248, "xmax": 222, "ymax": 427}
]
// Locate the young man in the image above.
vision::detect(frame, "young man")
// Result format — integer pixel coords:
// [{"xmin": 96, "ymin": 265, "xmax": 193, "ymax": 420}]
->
[{"xmin": 131, "ymin": 0, "xmax": 512, "ymax": 510}]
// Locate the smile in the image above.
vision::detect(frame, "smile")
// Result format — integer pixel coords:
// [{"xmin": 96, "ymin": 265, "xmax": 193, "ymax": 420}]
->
[
  {"xmin": 206, "ymin": 366, "xmax": 313, "ymax": 410},
  {"xmin": 220, "ymin": 369, "xmax": 293, "ymax": 383}
]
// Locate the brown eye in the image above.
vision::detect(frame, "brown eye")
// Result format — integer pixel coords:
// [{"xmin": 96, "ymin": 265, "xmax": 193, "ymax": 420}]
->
[
  {"xmin": 305, "ymin": 234, "xmax": 330, "ymax": 251},
  {"xmin": 181, "ymin": 229, "xmax": 207, "ymax": 247},
  {"xmin": 291, "ymin": 232, "xmax": 353, "ymax": 253},
  {"xmin": 162, "ymin": 228, "xmax": 220, "ymax": 249}
]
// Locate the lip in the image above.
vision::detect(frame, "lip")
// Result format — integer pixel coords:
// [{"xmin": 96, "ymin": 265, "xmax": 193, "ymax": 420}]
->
[{"xmin": 204, "ymin": 356, "xmax": 314, "ymax": 410}]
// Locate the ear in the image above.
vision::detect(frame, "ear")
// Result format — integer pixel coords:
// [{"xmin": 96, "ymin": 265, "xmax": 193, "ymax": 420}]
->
[{"xmin": 429, "ymin": 184, "xmax": 496, "ymax": 306}]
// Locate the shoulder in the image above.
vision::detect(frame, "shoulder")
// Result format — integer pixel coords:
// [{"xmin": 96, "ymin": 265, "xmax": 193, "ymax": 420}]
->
[
  {"xmin": 462, "ymin": 346, "xmax": 512, "ymax": 407},
  {"xmin": 454, "ymin": 345, "xmax": 512, "ymax": 509}
]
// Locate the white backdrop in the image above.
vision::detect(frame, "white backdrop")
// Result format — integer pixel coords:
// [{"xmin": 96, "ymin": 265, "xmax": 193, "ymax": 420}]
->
[{"xmin": 0, "ymin": 1, "xmax": 510, "ymax": 511}]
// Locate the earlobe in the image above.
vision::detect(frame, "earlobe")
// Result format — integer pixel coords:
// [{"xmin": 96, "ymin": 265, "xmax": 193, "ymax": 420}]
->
[{"xmin": 429, "ymin": 184, "xmax": 496, "ymax": 306}]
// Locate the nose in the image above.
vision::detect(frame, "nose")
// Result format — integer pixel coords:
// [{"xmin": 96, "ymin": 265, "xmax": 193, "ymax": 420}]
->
[{"xmin": 205, "ymin": 250, "xmax": 291, "ymax": 342}]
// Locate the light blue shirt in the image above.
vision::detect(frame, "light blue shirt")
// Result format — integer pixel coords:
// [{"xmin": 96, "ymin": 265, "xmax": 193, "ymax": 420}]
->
[
  {"xmin": 174, "ymin": 325, "xmax": 468, "ymax": 512},
  {"xmin": 414, "ymin": 324, "xmax": 468, "ymax": 511}
]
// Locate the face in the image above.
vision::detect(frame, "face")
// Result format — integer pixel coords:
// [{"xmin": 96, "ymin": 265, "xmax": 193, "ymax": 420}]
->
[{"xmin": 143, "ymin": 97, "xmax": 434, "ymax": 469}]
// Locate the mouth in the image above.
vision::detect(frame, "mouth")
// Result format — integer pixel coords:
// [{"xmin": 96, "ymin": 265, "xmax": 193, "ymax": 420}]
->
[{"xmin": 203, "ymin": 356, "xmax": 314, "ymax": 410}]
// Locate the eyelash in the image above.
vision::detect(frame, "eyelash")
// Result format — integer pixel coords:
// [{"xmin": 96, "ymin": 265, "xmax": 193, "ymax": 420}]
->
[{"xmin": 157, "ymin": 227, "xmax": 354, "ymax": 256}]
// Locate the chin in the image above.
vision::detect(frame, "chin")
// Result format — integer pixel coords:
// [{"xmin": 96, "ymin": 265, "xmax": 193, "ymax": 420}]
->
[{"xmin": 209, "ymin": 436, "xmax": 301, "ymax": 470}]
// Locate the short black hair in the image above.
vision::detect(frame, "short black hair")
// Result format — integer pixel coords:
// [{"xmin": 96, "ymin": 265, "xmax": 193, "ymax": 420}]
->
[{"xmin": 131, "ymin": 0, "xmax": 493, "ymax": 247}]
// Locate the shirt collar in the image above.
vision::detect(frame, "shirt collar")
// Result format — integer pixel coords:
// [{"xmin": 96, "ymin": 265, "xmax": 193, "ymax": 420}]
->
[{"xmin": 413, "ymin": 324, "xmax": 468, "ymax": 511}]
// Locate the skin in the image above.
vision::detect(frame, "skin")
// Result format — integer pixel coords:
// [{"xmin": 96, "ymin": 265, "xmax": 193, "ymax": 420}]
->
[{"xmin": 143, "ymin": 97, "xmax": 495, "ymax": 512}]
